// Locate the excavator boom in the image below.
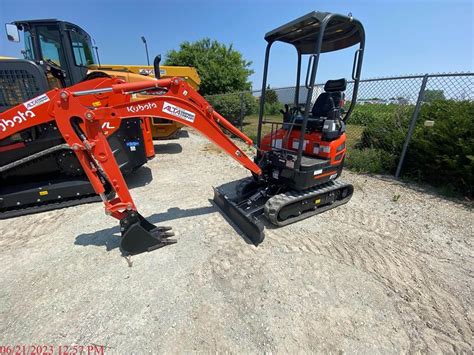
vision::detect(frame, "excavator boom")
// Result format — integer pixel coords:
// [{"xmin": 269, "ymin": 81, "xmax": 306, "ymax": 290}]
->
[
  {"xmin": 1, "ymin": 76, "xmax": 261, "ymax": 254},
  {"xmin": 57, "ymin": 77, "xmax": 262, "ymax": 216}
]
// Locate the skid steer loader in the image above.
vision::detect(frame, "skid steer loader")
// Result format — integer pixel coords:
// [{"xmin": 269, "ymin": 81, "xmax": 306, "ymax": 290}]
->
[
  {"xmin": 6, "ymin": 19, "xmax": 201, "ymax": 140},
  {"xmin": 1, "ymin": 21, "xmax": 155, "ymax": 218},
  {"xmin": 0, "ymin": 11, "xmax": 364, "ymax": 255}
]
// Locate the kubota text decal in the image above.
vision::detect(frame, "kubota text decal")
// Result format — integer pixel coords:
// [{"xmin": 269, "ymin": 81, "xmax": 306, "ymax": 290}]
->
[
  {"xmin": 126, "ymin": 102, "xmax": 158, "ymax": 113},
  {"xmin": 0, "ymin": 109, "xmax": 36, "ymax": 132},
  {"xmin": 162, "ymin": 101, "xmax": 195, "ymax": 123}
]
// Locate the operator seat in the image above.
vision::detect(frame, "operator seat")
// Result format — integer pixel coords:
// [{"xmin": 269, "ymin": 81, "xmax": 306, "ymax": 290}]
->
[
  {"xmin": 311, "ymin": 78, "xmax": 347, "ymax": 118},
  {"xmin": 283, "ymin": 79, "xmax": 347, "ymax": 134},
  {"xmin": 293, "ymin": 78, "xmax": 346, "ymax": 132}
]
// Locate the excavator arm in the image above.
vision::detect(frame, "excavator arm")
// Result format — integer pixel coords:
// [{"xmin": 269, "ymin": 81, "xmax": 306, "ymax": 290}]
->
[{"xmin": 50, "ymin": 77, "xmax": 262, "ymax": 254}]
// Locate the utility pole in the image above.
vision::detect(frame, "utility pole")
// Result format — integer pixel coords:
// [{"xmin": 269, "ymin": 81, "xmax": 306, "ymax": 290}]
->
[{"xmin": 141, "ymin": 36, "xmax": 150, "ymax": 65}]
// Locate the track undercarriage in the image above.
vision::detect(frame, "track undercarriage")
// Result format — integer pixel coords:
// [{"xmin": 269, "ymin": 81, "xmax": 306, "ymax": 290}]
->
[{"xmin": 214, "ymin": 177, "xmax": 354, "ymax": 245}]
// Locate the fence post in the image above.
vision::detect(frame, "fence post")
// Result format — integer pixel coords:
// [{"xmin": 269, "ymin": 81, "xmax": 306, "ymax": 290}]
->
[
  {"xmin": 395, "ymin": 74, "xmax": 429, "ymax": 179},
  {"xmin": 239, "ymin": 93, "xmax": 244, "ymax": 131}
]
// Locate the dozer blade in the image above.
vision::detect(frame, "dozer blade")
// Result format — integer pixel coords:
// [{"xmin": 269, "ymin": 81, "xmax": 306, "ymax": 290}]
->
[
  {"xmin": 213, "ymin": 187, "xmax": 265, "ymax": 245},
  {"xmin": 120, "ymin": 212, "xmax": 176, "ymax": 255}
]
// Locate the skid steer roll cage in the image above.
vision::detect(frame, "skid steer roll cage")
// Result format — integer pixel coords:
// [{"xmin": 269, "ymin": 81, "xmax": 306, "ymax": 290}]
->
[{"xmin": 255, "ymin": 11, "xmax": 365, "ymax": 170}]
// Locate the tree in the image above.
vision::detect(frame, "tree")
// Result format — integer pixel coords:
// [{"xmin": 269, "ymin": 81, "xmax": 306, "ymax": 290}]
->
[
  {"xmin": 165, "ymin": 38, "xmax": 254, "ymax": 96},
  {"xmin": 265, "ymin": 85, "xmax": 278, "ymax": 104},
  {"xmin": 423, "ymin": 89, "xmax": 446, "ymax": 102},
  {"xmin": 206, "ymin": 93, "xmax": 258, "ymax": 125}
]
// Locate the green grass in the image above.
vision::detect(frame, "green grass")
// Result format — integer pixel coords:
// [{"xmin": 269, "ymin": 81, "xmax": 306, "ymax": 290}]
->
[
  {"xmin": 345, "ymin": 124, "xmax": 364, "ymax": 148},
  {"xmin": 241, "ymin": 114, "xmax": 281, "ymax": 142}
]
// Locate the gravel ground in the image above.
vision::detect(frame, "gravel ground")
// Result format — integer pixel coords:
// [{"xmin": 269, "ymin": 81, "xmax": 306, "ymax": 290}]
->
[{"xmin": 1, "ymin": 130, "xmax": 472, "ymax": 353}]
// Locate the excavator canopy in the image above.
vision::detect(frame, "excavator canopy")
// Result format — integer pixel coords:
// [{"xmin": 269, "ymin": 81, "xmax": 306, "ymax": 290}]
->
[{"xmin": 264, "ymin": 11, "xmax": 364, "ymax": 54}]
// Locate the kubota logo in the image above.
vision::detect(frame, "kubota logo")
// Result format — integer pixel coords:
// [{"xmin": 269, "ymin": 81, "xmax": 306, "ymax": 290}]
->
[
  {"xmin": 126, "ymin": 102, "xmax": 157, "ymax": 113},
  {"xmin": 162, "ymin": 101, "xmax": 195, "ymax": 123},
  {"xmin": 0, "ymin": 109, "xmax": 36, "ymax": 132}
]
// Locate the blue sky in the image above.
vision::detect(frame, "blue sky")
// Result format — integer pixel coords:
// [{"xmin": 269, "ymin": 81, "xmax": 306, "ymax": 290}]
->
[{"xmin": 1, "ymin": 0, "xmax": 473, "ymax": 89}]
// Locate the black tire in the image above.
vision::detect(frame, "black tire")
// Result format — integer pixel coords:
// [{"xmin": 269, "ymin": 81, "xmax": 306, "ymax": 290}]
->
[{"xmin": 81, "ymin": 71, "xmax": 111, "ymax": 82}]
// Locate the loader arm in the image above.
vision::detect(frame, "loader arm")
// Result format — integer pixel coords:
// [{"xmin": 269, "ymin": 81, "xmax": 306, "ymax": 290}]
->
[{"xmin": 51, "ymin": 77, "xmax": 262, "ymax": 254}]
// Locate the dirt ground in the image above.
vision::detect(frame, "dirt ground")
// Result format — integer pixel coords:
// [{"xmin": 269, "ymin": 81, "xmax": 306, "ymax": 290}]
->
[{"xmin": 1, "ymin": 130, "xmax": 472, "ymax": 353}]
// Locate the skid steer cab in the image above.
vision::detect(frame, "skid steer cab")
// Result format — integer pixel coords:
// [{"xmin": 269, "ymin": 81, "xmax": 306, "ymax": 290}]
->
[{"xmin": 5, "ymin": 18, "xmax": 203, "ymax": 141}]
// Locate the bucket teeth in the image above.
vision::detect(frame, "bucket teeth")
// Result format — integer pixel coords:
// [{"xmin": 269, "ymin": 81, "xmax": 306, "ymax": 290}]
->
[
  {"xmin": 161, "ymin": 238, "xmax": 177, "ymax": 245},
  {"xmin": 151, "ymin": 226, "xmax": 173, "ymax": 232},
  {"xmin": 162, "ymin": 231, "xmax": 176, "ymax": 238},
  {"xmin": 152, "ymin": 229, "xmax": 176, "ymax": 240}
]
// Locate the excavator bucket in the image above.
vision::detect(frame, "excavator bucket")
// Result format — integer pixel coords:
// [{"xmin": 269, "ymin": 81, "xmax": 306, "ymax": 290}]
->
[
  {"xmin": 213, "ymin": 187, "xmax": 265, "ymax": 245},
  {"xmin": 120, "ymin": 212, "xmax": 176, "ymax": 255}
]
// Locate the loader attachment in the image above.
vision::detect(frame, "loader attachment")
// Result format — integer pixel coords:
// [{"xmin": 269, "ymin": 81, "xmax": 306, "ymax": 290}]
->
[
  {"xmin": 213, "ymin": 187, "xmax": 265, "ymax": 245},
  {"xmin": 120, "ymin": 211, "xmax": 176, "ymax": 255}
]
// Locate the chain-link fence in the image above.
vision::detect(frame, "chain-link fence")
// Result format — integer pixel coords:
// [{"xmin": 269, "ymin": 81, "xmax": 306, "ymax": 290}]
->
[{"xmin": 206, "ymin": 72, "xmax": 473, "ymax": 196}]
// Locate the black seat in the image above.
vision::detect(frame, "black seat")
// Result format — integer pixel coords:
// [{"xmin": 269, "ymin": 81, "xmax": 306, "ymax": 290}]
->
[
  {"xmin": 282, "ymin": 78, "xmax": 347, "ymax": 131},
  {"xmin": 311, "ymin": 78, "xmax": 347, "ymax": 118}
]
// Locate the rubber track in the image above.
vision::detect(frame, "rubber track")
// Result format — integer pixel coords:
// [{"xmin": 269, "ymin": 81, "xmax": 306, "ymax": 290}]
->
[
  {"xmin": 0, "ymin": 144, "xmax": 70, "ymax": 173},
  {"xmin": 264, "ymin": 180, "xmax": 353, "ymax": 226},
  {"xmin": 0, "ymin": 142, "xmax": 102, "ymax": 219},
  {"xmin": 0, "ymin": 194, "xmax": 101, "ymax": 220}
]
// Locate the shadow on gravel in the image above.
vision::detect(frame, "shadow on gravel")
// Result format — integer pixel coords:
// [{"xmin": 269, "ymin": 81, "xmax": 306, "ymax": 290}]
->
[
  {"xmin": 177, "ymin": 130, "xmax": 189, "ymax": 138},
  {"xmin": 74, "ymin": 205, "xmax": 215, "ymax": 252},
  {"xmin": 125, "ymin": 166, "xmax": 153, "ymax": 189},
  {"xmin": 75, "ymin": 225, "xmax": 122, "ymax": 251},
  {"xmin": 354, "ymin": 172, "xmax": 472, "ymax": 210},
  {"xmin": 153, "ymin": 143, "xmax": 183, "ymax": 155},
  {"xmin": 146, "ymin": 206, "xmax": 216, "ymax": 224}
]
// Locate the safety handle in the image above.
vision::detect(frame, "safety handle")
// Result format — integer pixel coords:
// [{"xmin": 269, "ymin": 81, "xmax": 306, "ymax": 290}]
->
[
  {"xmin": 304, "ymin": 54, "xmax": 316, "ymax": 89},
  {"xmin": 305, "ymin": 54, "xmax": 317, "ymax": 89},
  {"xmin": 352, "ymin": 49, "xmax": 362, "ymax": 80}
]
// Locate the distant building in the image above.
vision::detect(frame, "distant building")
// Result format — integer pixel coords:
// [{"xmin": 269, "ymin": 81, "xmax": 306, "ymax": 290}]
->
[
  {"xmin": 358, "ymin": 97, "xmax": 410, "ymax": 105},
  {"xmin": 253, "ymin": 85, "xmax": 324, "ymax": 106}
]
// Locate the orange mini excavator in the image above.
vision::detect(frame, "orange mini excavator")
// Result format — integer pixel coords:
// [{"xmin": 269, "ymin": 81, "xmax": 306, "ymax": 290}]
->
[{"xmin": 0, "ymin": 11, "xmax": 365, "ymax": 255}]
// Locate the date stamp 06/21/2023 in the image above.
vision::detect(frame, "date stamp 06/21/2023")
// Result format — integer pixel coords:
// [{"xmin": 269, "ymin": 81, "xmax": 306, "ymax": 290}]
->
[{"xmin": 0, "ymin": 345, "xmax": 105, "ymax": 355}]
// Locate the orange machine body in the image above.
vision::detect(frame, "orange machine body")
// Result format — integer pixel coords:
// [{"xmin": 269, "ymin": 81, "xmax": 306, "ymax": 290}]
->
[{"xmin": 260, "ymin": 128, "xmax": 347, "ymax": 182}]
